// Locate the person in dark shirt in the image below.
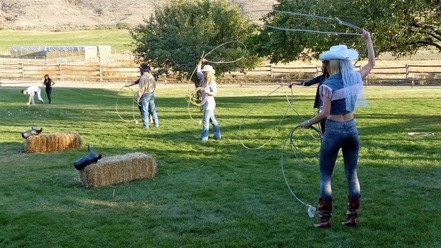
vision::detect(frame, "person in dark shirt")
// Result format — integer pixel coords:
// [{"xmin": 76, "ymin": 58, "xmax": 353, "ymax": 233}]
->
[
  {"xmin": 42, "ymin": 74, "xmax": 55, "ymax": 104},
  {"xmin": 288, "ymin": 60, "xmax": 330, "ymax": 133}
]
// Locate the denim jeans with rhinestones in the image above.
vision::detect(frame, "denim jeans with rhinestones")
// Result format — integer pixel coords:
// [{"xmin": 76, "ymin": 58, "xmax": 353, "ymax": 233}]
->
[{"xmin": 319, "ymin": 119, "xmax": 360, "ymax": 201}]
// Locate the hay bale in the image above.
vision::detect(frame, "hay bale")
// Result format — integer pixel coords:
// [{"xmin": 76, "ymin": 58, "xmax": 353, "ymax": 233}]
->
[
  {"xmin": 78, "ymin": 152, "xmax": 156, "ymax": 188},
  {"xmin": 24, "ymin": 132, "xmax": 83, "ymax": 153}
]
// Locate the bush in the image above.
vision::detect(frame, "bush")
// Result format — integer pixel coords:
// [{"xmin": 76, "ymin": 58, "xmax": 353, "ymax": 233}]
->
[{"xmin": 116, "ymin": 22, "xmax": 131, "ymax": 30}]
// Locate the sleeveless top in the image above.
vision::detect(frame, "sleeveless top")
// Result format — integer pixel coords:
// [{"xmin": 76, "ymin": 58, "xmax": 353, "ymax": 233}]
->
[{"xmin": 319, "ymin": 73, "xmax": 364, "ymax": 115}]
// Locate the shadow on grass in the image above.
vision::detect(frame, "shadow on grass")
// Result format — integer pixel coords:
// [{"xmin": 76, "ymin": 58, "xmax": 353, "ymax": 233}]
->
[{"xmin": 1, "ymin": 86, "xmax": 440, "ymax": 247}]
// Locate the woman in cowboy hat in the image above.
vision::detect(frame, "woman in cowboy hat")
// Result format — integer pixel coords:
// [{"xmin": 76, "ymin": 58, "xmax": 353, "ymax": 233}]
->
[
  {"xmin": 196, "ymin": 59, "xmax": 221, "ymax": 141},
  {"xmin": 299, "ymin": 30, "xmax": 375, "ymax": 228}
]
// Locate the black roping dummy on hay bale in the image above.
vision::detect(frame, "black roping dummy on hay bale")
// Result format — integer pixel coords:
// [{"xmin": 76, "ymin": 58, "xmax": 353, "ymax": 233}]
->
[
  {"xmin": 74, "ymin": 145, "xmax": 102, "ymax": 170},
  {"xmin": 78, "ymin": 152, "xmax": 157, "ymax": 188},
  {"xmin": 21, "ymin": 126, "xmax": 43, "ymax": 139}
]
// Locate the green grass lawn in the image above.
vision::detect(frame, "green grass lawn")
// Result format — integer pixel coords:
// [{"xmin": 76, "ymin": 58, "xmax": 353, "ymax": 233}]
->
[{"xmin": 0, "ymin": 84, "xmax": 440, "ymax": 247}]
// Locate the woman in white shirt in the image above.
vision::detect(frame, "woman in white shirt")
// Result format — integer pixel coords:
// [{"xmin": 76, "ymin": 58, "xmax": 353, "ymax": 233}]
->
[{"xmin": 196, "ymin": 59, "xmax": 221, "ymax": 141}]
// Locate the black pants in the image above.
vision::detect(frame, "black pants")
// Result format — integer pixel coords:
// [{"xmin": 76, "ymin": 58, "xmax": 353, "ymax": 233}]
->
[{"xmin": 45, "ymin": 87, "xmax": 52, "ymax": 104}]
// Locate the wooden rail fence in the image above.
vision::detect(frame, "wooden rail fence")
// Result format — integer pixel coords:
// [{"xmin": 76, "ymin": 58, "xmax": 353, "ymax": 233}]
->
[{"xmin": 0, "ymin": 61, "xmax": 440, "ymax": 85}]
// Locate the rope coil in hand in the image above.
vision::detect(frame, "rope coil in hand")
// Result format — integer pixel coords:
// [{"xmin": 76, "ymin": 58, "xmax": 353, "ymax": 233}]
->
[
  {"xmin": 280, "ymin": 124, "xmax": 323, "ymax": 218},
  {"xmin": 186, "ymin": 40, "xmax": 248, "ymax": 123}
]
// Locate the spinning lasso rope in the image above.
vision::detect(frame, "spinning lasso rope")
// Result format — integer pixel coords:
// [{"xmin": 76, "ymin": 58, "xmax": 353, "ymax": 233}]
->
[
  {"xmin": 186, "ymin": 40, "xmax": 247, "ymax": 123},
  {"xmin": 238, "ymin": 84, "xmax": 292, "ymax": 150},
  {"xmin": 203, "ymin": 40, "xmax": 247, "ymax": 64},
  {"xmin": 115, "ymin": 86, "xmax": 139, "ymax": 123},
  {"xmin": 246, "ymin": 10, "xmax": 366, "ymax": 66},
  {"xmin": 239, "ymin": 84, "xmax": 320, "ymax": 152},
  {"xmin": 237, "ymin": 8, "xmax": 361, "ymax": 148},
  {"xmin": 245, "ymin": 10, "xmax": 363, "ymax": 36}
]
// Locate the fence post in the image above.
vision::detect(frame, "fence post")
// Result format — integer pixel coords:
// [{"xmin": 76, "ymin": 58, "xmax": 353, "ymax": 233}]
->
[
  {"xmin": 405, "ymin": 64, "xmax": 409, "ymax": 80},
  {"xmin": 269, "ymin": 64, "xmax": 273, "ymax": 78},
  {"xmin": 99, "ymin": 63, "xmax": 103, "ymax": 81},
  {"xmin": 20, "ymin": 62, "xmax": 24, "ymax": 79},
  {"xmin": 59, "ymin": 63, "xmax": 63, "ymax": 81}
]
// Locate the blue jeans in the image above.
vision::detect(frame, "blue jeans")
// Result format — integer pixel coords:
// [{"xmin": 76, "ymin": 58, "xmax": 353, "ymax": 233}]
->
[
  {"xmin": 319, "ymin": 119, "xmax": 360, "ymax": 200},
  {"xmin": 199, "ymin": 109, "xmax": 221, "ymax": 140},
  {"xmin": 138, "ymin": 92, "xmax": 158, "ymax": 128}
]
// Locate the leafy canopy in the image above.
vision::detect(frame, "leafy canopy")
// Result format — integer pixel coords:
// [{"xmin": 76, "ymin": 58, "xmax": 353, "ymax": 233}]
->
[
  {"xmin": 249, "ymin": 0, "xmax": 441, "ymax": 64},
  {"xmin": 130, "ymin": 0, "xmax": 261, "ymax": 81}
]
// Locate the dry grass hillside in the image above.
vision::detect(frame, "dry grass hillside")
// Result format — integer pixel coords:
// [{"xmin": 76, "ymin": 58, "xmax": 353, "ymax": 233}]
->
[
  {"xmin": 1, "ymin": 0, "xmax": 438, "ymax": 85},
  {"xmin": 0, "ymin": 0, "xmax": 277, "ymax": 30}
]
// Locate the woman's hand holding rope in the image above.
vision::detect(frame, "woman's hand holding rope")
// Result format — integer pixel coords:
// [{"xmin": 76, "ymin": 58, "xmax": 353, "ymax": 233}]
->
[
  {"xmin": 287, "ymin": 81, "xmax": 302, "ymax": 88},
  {"xmin": 300, "ymin": 119, "xmax": 312, "ymax": 129}
]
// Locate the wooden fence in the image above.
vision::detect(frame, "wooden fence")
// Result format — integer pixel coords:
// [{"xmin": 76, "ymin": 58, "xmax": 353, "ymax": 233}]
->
[{"xmin": 0, "ymin": 60, "xmax": 440, "ymax": 85}]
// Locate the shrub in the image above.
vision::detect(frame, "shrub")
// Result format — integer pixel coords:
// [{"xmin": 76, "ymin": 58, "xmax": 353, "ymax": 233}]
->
[{"xmin": 116, "ymin": 22, "xmax": 131, "ymax": 30}]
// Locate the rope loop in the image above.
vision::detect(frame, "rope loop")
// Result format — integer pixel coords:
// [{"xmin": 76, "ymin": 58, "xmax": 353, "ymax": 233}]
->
[
  {"xmin": 245, "ymin": 10, "xmax": 363, "ymax": 36},
  {"xmin": 115, "ymin": 86, "xmax": 138, "ymax": 123}
]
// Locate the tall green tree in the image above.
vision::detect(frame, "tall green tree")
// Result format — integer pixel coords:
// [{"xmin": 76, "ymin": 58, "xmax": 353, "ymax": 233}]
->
[
  {"xmin": 250, "ymin": 0, "xmax": 441, "ymax": 63},
  {"xmin": 130, "ymin": 0, "xmax": 260, "ymax": 81}
]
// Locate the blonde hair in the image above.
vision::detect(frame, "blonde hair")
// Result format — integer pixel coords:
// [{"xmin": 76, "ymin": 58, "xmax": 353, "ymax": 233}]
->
[
  {"xmin": 329, "ymin": 60, "xmax": 341, "ymax": 75},
  {"xmin": 204, "ymin": 71, "xmax": 216, "ymax": 86}
]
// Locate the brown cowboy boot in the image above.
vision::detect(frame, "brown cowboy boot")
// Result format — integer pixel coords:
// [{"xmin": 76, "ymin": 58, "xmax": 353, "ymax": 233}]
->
[
  {"xmin": 341, "ymin": 196, "xmax": 360, "ymax": 227},
  {"xmin": 314, "ymin": 198, "xmax": 332, "ymax": 228}
]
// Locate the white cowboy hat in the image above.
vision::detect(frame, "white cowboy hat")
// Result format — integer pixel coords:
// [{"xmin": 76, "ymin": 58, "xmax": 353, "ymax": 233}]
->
[
  {"xmin": 201, "ymin": 65, "xmax": 215, "ymax": 73},
  {"xmin": 319, "ymin": 45, "xmax": 359, "ymax": 61}
]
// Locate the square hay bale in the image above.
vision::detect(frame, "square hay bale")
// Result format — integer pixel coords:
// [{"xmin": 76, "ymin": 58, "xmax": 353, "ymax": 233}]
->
[
  {"xmin": 24, "ymin": 132, "xmax": 83, "ymax": 153},
  {"xmin": 78, "ymin": 152, "xmax": 156, "ymax": 188}
]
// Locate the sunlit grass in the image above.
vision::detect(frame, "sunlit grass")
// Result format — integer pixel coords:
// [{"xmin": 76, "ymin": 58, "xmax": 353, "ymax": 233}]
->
[{"xmin": 0, "ymin": 85, "xmax": 440, "ymax": 247}]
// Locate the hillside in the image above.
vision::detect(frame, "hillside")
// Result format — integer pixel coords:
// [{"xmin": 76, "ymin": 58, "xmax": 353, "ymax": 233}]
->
[{"xmin": 0, "ymin": 0, "xmax": 277, "ymax": 31}]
